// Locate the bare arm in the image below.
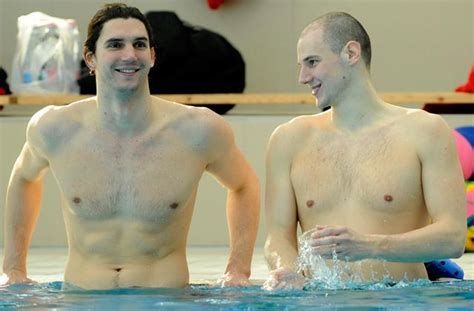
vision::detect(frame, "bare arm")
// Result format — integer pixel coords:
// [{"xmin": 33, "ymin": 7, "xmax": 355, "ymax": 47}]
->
[
  {"xmin": 311, "ymin": 113, "xmax": 466, "ymax": 262},
  {"xmin": 3, "ymin": 122, "xmax": 50, "ymax": 283},
  {"xmin": 261, "ymin": 124, "xmax": 307, "ymax": 290},
  {"xmin": 374, "ymin": 114, "xmax": 466, "ymax": 261},
  {"xmin": 264, "ymin": 124, "xmax": 299, "ymax": 270},
  {"xmin": 205, "ymin": 116, "xmax": 260, "ymax": 285}
]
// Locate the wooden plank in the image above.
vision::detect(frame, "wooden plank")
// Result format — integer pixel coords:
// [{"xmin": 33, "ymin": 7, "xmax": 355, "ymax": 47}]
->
[
  {"xmin": 380, "ymin": 92, "xmax": 474, "ymax": 104},
  {"xmin": 13, "ymin": 94, "xmax": 91, "ymax": 105},
  {"xmin": 1, "ymin": 92, "xmax": 474, "ymax": 106},
  {"xmin": 0, "ymin": 95, "xmax": 10, "ymax": 104}
]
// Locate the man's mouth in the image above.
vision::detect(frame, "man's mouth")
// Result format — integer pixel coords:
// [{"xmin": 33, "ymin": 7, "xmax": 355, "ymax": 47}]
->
[
  {"xmin": 311, "ymin": 84, "xmax": 321, "ymax": 96},
  {"xmin": 115, "ymin": 68, "xmax": 140, "ymax": 74}
]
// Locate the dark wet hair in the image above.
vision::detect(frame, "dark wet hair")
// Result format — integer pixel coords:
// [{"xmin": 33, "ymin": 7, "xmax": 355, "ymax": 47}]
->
[
  {"xmin": 84, "ymin": 3, "xmax": 155, "ymax": 54},
  {"xmin": 304, "ymin": 12, "xmax": 372, "ymax": 70}
]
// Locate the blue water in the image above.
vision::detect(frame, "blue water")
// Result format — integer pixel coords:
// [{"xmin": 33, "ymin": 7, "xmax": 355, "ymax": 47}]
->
[{"xmin": 1, "ymin": 281, "xmax": 473, "ymax": 310}]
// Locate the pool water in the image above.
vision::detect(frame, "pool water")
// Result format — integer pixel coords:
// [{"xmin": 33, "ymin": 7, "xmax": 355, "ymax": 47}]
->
[{"xmin": 1, "ymin": 280, "xmax": 473, "ymax": 310}]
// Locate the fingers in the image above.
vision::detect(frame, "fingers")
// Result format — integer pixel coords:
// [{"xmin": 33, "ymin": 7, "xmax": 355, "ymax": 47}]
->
[
  {"xmin": 310, "ymin": 236, "xmax": 337, "ymax": 247},
  {"xmin": 311, "ymin": 244, "xmax": 357, "ymax": 261},
  {"xmin": 220, "ymin": 280, "xmax": 250, "ymax": 287},
  {"xmin": 263, "ymin": 269, "xmax": 305, "ymax": 291},
  {"xmin": 310, "ymin": 226, "xmax": 347, "ymax": 239},
  {"xmin": 215, "ymin": 274, "xmax": 251, "ymax": 287},
  {"xmin": 262, "ymin": 277, "xmax": 278, "ymax": 290},
  {"xmin": 5, "ymin": 277, "xmax": 36, "ymax": 285},
  {"xmin": 263, "ymin": 278, "xmax": 303, "ymax": 291}
]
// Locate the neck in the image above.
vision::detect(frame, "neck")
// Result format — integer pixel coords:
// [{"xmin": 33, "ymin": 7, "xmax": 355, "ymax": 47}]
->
[
  {"xmin": 95, "ymin": 85, "xmax": 152, "ymax": 135},
  {"xmin": 330, "ymin": 73, "xmax": 387, "ymax": 131}
]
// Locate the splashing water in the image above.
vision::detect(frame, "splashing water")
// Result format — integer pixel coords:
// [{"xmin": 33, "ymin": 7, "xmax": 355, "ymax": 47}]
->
[{"xmin": 295, "ymin": 230, "xmax": 410, "ymax": 290}]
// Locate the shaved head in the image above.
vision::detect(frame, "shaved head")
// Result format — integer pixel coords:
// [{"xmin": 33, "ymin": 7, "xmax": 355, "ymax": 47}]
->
[{"xmin": 302, "ymin": 12, "xmax": 372, "ymax": 70}]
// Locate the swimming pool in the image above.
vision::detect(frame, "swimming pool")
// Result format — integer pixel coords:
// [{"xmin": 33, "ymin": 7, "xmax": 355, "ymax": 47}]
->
[
  {"xmin": 1, "ymin": 280, "xmax": 473, "ymax": 310},
  {"xmin": 1, "ymin": 247, "xmax": 473, "ymax": 310}
]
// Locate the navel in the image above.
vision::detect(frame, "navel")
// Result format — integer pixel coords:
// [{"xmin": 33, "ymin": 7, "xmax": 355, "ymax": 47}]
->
[
  {"xmin": 169, "ymin": 202, "xmax": 179, "ymax": 209},
  {"xmin": 306, "ymin": 200, "xmax": 315, "ymax": 208},
  {"xmin": 72, "ymin": 197, "xmax": 81, "ymax": 204},
  {"xmin": 114, "ymin": 268, "xmax": 122, "ymax": 272},
  {"xmin": 384, "ymin": 194, "xmax": 393, "ymax": 202}
]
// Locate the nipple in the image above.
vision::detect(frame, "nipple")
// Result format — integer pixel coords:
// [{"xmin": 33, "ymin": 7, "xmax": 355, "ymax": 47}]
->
[
  {"xmin": 169, "ymin": 202, "xmax": 179, "ymax": 209},
  {"xmin": 384, "ymin": 195, "xmax": 393, "ymax": 202},
  {"xmin": 306, "ymin": 200, "xmax": 315, "ymax": 208}
]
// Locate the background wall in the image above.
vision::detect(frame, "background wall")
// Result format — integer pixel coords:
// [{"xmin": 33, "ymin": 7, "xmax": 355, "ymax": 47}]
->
[
  {"xmin": 0, "ymin": 0, "xmax": 472, "ymax": 94},
  {"xmin": 0, "ymin": 0, "xmax": 473, "ymax": 248}
]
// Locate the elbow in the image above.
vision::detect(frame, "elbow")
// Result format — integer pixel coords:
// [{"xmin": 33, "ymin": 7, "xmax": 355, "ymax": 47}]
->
[
  {"xmin": 447, "ymin": 228, "xmax": 467, "ymax": 259},
  {"xmin": 448, "ymin": 245, "xmax": 465, "ymax": 260},
  {"xmin": 452, "ymin": 241, "xmax": 466, "ymax": 259},
  {"xmin": 232, "ymin": 167, "xmax": 260, "ymax": 196}
]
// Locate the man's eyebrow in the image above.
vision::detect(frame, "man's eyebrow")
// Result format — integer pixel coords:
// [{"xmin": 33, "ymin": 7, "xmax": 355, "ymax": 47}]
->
[
  {"xmin": 297, "ymin": 56, "xmax": 315, "ymax": 65},
  {"xmin": 303, "ymin": 55, "xmax": 318, "ymax": 62},
  {"xmin": 104, "ymin": 37, "xmax": 149, "ymax": 43}
]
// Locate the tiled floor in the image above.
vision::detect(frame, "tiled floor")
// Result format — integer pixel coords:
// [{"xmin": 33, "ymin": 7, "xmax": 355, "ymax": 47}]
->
[{"xmin": 0, "ymin": 247, "xmax": 472, "ymax": 285}]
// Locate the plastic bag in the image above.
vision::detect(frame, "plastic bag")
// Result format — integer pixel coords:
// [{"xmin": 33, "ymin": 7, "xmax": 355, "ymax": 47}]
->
[{"xmin": 11, "ymin": 12, "xmax": 80, "ymax": 94}]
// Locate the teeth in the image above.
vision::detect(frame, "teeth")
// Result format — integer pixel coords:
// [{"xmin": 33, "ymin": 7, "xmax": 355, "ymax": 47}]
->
[
  {"xmin": 117, "ymin": 69, "xmax": 138, "ymax": 73},
  {"xmin": 311, "ymin": 85, "xmax": 321, "ymax": 95}
]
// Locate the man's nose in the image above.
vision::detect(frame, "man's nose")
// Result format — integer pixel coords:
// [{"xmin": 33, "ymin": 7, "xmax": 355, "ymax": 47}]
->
[
  {"xmin": 121, "ymin": 44, "xmax": 138, "ymax": 60},
  {"xmin": 298, "ymin": 67, "xmax": 312, "ymax": 85}
]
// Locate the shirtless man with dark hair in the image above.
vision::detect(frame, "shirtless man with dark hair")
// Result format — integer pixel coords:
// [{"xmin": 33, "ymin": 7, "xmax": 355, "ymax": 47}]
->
[{"xmin": 3, "ymin": 3, "xmax": 259, "ymax": 289}]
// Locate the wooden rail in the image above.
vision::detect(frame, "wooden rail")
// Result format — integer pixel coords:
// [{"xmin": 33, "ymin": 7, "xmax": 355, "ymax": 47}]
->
[{"xmin": 0, "ymin": 92, "xmax": 473, "ymax": 106}]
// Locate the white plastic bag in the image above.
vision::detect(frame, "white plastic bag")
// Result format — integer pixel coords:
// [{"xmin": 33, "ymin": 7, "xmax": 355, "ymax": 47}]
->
[{"xmin": 11, "ymin": 12, "xmax": 80, "ymax": 94}]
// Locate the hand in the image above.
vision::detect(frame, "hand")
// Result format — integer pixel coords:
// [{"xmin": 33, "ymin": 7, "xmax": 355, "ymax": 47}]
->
[
  {"xmin": 262, "ymin": 267, "xmax": 305, "ymax": 291},
  {"xmin": 3, "ymin": 270, "xmax": 36, "ymax": 285},
  {"xmin": 309, "ymin": 225, "xmax": 372, "ymax": 261},
  {"xmin": 214, "ymin": 272, "xmax": 251, "ymax": 287}
]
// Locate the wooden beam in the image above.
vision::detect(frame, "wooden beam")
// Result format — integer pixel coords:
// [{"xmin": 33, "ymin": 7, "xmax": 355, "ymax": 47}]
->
[
  {"xmin": 0, "ymin": 95, "xmax": 10, "ymax": 104},
  {"xmin": 0, "ymin": 92, "xmax": 473, "ymax": 106}
]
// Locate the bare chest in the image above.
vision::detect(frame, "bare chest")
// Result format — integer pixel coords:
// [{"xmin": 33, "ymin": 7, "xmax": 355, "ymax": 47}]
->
[
  {"xmin": 291, "ymin": 131, "xmax": 423, "ymax": 225},
  {"xmin": 49, "ymin": 133, "xmax": 206, "ymax": 221}
]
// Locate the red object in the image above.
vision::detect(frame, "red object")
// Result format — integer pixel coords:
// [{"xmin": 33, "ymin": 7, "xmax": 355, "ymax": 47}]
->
[
  {"xmin": 208, "ymin": 0, "xmax": 224, "ymax": 10},
  {"xmin": 455, "ymin": 64, "xmax": 474, "ymax": 93}
]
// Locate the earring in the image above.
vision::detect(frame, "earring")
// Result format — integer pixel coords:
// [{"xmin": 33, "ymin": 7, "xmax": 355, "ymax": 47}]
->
[{"xmin": 89, "ymin": 68, "xmax": 95, "ymax": 76}]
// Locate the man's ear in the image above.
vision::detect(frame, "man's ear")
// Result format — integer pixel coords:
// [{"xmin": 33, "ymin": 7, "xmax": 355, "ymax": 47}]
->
[
  {"xmin": 342, "ymin": 40, "xmax": 361, "ymax": 65},
  {"xmin": 150, "ymin": 47, "xmax": 156, "ymax": 68},
  {"xmin": 83, "ymin": 48, "xmax": 96, "ymax": 70}
]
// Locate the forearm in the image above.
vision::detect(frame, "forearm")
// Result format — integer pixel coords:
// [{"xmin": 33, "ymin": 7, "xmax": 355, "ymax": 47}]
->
[
  {"xmin": 264, "ymin": 232, "xmax": 299, "ymax": 271},
  {"xmin": 3, "ymin": 177, "xmax": 43, "ymax": 275},
  {"xmin": 225, "ymin": 176, "xmax": 260, "ymax": 277},
  {"xmin": 371, "ymin": 222, "xmax": 466, "ymax": 262}
]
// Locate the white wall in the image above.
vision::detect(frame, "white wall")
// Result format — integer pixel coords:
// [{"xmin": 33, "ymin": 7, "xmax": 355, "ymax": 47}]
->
[
  {"xmin": 0, "ymin": 0, "xmax": 473, "ymax": 247},
  {"xmin": 0, "ymin": 0, "xmax": 472, "ymax": 96}
]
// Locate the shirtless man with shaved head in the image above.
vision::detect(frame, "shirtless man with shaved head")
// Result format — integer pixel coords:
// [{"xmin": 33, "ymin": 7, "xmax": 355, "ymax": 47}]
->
[
  {"xmin": 263, "ymin": 12, "xmax": 466, "ymax": 290},
  {"xmin": 3, "ymin": 3, "xmax": 259, "ymax": 289}
]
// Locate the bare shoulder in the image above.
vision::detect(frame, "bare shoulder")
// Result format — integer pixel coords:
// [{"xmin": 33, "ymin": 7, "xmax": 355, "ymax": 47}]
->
[
  {"xmin": 397, "ymin": 108, "xmax": 454, "ymax": 155},
  {"xmin": 268, "ymin": 111, "xmax": 330, "ymax": 154},
  {"xmin": 153, "ymin": 97, "xmax": 234, "ymax": 154},
  {"xmin": 27, "ymin": 97, "xmax": 94, "ymax": 155},
  {"xmin": 400, "ymin": 109, "xmax": 452, "ymax": 140},
  {"xmin": 154, "ymin": 97, "xmax": 231, "ymax": 135}
]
